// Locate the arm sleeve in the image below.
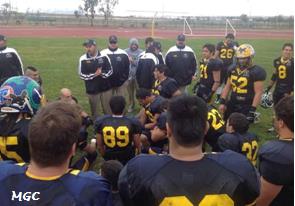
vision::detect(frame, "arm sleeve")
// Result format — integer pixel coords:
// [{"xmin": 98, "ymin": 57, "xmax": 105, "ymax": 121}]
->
[
  {"xmin": 78, "ymin": 58, "xmax": 98, "ymax": 80},
  {"xmin": 13, "ymin": 50, "xmax": 24, "ymax": 75},
  {"xmin": 253, "ymin": 67, "xmax": 267, "ymax": 81},
  {"xmin": 259, "ymin": 157, "xmax": 293, "ymax": 185},
  {"xmin": 101, "ymin": 56, "xmax": 113, "ymax": 78}
]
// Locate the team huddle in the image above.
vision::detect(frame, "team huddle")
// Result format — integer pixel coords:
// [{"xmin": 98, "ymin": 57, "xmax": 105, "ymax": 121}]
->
[{"xmin": 0, "ymin": 32, "xmax": 293, "ymax": 205}]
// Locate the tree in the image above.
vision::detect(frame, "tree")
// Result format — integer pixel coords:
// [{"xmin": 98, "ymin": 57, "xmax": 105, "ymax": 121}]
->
[
  {"xmin": 82, "ymin": 0, "xmax": 98, "ymax": 26},
  {"xmin": 1, "ymin": 3, "xmax": 12, "ymax": 25},
  {"xmin": 98, "ymin": 0, "xmax": 118, "ymax": 26}
]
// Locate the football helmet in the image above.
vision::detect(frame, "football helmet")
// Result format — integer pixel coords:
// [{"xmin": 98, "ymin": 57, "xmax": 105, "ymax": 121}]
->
[
  {"xmin": 0, "ymin": 76, "xmax": 43, "ymax": 115},
  {"xmin": 236, "ymin": 44, "xmax": 255, "ymax": 69},
  {"xmin": 236, "ymin": 44, "xmax": 255, "ymax": 58},
  {"xmin": 260, "ymin": 91, "xmax": 274, "ymax": 108}
]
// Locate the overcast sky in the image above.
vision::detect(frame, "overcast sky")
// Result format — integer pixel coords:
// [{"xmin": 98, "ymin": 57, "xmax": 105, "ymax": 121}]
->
[{"xmin": 9, "ymin": 0, "xmax": 294, "ymax": 16}]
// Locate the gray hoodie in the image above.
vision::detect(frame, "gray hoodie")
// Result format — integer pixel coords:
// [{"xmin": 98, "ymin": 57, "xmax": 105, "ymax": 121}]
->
[{"xmin": 125, "ymin": 38, "xmax": 143, "ymax": 80}]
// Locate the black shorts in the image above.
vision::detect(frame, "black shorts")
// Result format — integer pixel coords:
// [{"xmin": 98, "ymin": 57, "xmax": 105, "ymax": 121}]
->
[
  {"xmin": 104, "ymin": 147, "xmax": 135, "ymax": 165},
  {"xmin": 224, "ymin": 101, "xmax": 252, "ymax": 120},
  {"xmin": 196, "ymin": 84, "xmax": 213, "ymax": 103}
]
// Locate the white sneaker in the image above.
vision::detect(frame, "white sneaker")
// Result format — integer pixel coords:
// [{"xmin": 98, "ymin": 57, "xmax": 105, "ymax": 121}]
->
[{"xmin": 267, "ymin": 127, "xmax": 275, "ymax": 132}]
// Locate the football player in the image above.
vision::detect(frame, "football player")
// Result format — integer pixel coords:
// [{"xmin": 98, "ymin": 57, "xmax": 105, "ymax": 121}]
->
[
  {"xmin": 215, "ymin": 33, "xmax": 239, "ymax": 103},
  {"xmin": 266, "ymin": 43, "xmax": 294, "ymax": 105},
  {"xmin": 205, "ymin": 105, "xmax": 225, "ymax": 152},
  {"xmin": 218, "ymin": 112, "xmax": 258, "ymax": 166},
  {"xmin": 152, "ymin": 64, "xmax": 181, "ymax": 99},
  {"xmin": 119, "ymin": 95, "xmax": 259, "ymax": 206},
  {"xmin": 219, "ymin": 44, "xmax": 266, "ymax": 122},
  {"xmin": 95, "ymin": 96, "xmax": 142, "ymax": 165},
  {"xmin": 0, "ymin": 101, "xmax": 112, "ymax": 205},
  {"xmin": 257, "ymin": 96, "xmax": 293, "ymax": 206},
  {"xmin": 0, "ymin": 76, "xmax": 43, "ymax": 163},
  {"xmin": 195, "ymin": 43, "xmax": 222, "ymax": 103}
]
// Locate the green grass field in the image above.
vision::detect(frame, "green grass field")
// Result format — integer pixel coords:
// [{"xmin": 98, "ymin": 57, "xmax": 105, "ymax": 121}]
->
[{"xmin": 10, "ymin": 37, "xmax": 292, "ymax": 149}]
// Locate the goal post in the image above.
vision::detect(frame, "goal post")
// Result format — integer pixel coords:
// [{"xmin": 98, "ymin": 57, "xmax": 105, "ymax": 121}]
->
[{"xmin": 183, "ymin": 18, "xmax": 237, "ymax": 37}]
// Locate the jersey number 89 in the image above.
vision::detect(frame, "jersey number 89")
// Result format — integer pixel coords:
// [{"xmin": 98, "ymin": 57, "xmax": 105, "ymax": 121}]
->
[{"xmin": 102, "ymin": 126, "xmax": 129, "ymax": 148}]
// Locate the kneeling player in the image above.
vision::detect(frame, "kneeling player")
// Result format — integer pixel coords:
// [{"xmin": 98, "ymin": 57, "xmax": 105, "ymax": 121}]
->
[
  {"xmin": 95, "ymin": 96, "xmax": 142, "ymax": 165},
  {"xmin": 204, "ymin": 105, "xmax": 225, "ymax": 152},
  {"xmin": 218, "ymin": 112, "xmax": 258, "ymax": 165}
]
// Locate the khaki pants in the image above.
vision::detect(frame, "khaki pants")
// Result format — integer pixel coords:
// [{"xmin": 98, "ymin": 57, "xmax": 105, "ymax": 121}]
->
[
  {"xmin": 127, "ymin": 79, "xmax": 138, "ymax": 109},
  {"xmin": 87, "ymin": 89, "xmax": 112, "ymax": 119}
]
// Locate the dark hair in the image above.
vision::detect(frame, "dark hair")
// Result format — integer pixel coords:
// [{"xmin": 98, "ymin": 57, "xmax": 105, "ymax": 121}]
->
[
  {"xmin": 228, "ymin": 113, "xmax": 249, "ymax": 134},
  {"xmin": 167, "ymin": 95, "xmax": 207, "ymax": 147},
  {"xmin": 154, "ymin": 64, "xmax": 169, "ymax": 76},
  {"xmin": 136, "ymin": 88, "xmax": 151, "ymax": 100},
  {"xmin": 275, "ymin": 95, "xmax": 294, "ymax": 132},
  {"xmin": 145, "ymin": 37, "xmax": 154, "ymax": 45},
  {"xmin": 203, "ymin": 44, "xmax": 215, "ymax": 54},
  {"xmin": 225, "ymin": 33, "xmax": 235, "ymax": 39},
  {"xmin": 101, "ymin": 160, "xmax": 123, "ymax": 191},
  {"xmin": 282, "ymin": 43, "xmax": 293, "ymax": 50},
  {"xmin": 26, "ymin": 66, "xmax": 38, "ymax": 72},
  {"xmin": 110, "ymin": 96, "xmax": 126, "ymax": 115},
  {"xmin": 28, "ymin": 101, "xmax": 81, "ymax": 167}
]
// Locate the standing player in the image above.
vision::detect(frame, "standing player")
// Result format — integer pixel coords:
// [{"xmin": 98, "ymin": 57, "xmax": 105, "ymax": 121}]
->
[
  {"xmin": 219, "ymin": 44, "xmax": 266, "ymax": 122},
  {"xmin": 119, "ymin": 95, "xmax": 260, "ymax": 206},
  {"xmin": 152, "ymin": 64, "xmax": 181, "ymax": 99},
  {"xmin": 125, "ymin": 38, "xmax": 143, "ymax": 113},
  {"xmin": 218, "ymin": 112, "xmax": 259, "ymax": 166},
  {"xmin": 78, "ymin": 39, "xmax": 113, "ymax": 118},
  {"xmin": 215, "ymin": 33, "xmax": 239, "ymax": 103},
  {"xmin": 0, "ymin": 101, "xmax": 112, "ymax": 205},
  {"xmin": 265, "ymin": 43, "xmax": 293, "ymax": 105},
  {"xmin": 257, "ymin": 96, "xmax": 293, "ymax": 206},
  {"xmin": 165, "ymin": 34, "xmax": 197, "ymax": 93},
  {"xmin": 101, "ymin": 35, "xmax": 130, "ymax": 97},
  {"xmin": 0, "ymin": 76, "xmax": 43, "ymax": 163},
  {"xmin": 95, "ymin": 96, "xmax": 142, "ymax": 165},
  {"xmin": 0, "ymin": 34, "xmax": 24, "ymax": 85},
  {"xmin": 196, "ymin": 43, "xmax": 222, "ymax": 103}
]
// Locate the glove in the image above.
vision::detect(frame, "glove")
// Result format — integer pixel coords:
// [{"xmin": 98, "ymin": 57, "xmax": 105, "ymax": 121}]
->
[
  {"xmin": 202, "ymin": 91, "xmax": 213, "ymax": 103},
  {"xmin": 192, "ymin": 82, "xmax": 200, "ymax": 94},
  {"xmin": 78, "ymin": 128, "xmax": 88, "ymax": 150},
  {"xmin": 82, "ymin": 116, "xmax": 93, "ymax": 128},
  {"xmin": 246, "ymin": 106, "xmax": 256, "ymax": 123}
]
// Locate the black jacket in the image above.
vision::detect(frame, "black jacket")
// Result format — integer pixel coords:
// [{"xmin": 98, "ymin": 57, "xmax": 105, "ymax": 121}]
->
[
  {"xmin": 78, "ymin": 51, "xmax": 113, "ymax": 94},
  {"xmin": 165, "ymin": 45, "xmax": 197, "ymax": 86},
  {"xmin": 0, "ymin": 47, "xmax": 24, "ymax": 85},
  {"xmin": 101, "ymin": 48, "xmax": 130, "ymax": 88}
]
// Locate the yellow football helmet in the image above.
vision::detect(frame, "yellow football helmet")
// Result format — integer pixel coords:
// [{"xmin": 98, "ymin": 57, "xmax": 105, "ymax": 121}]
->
[{"xmin": 236, "ymin": 44, "xmax": 255, "ymax": 58}]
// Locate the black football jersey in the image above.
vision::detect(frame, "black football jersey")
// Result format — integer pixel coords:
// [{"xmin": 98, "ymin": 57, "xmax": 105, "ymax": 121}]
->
[
  {"xmin": 218, "ymin": 132, "xmax": 259, "ymax": 166},
  {"xmin": 144, "ymin": 96, "xmax": 165, "ymax": 123},
  {"xmin": 0, "ymin": 118, "xmax": 31, "ymax": 163},
  {"xmin": 272, "ymin": 57, "xmax": 294, "ymax": 94},
  {"xmin": 119, "ymin": 150, "xmax": 260, "ymax": 206},
  {"xmin": 216, "ymin": 41, "xmax": 236, "ymax": 66},
  {"xmin": 152, "ymin": 77, "xmax": 179, "ymax": 99},
  {"xmin": 0, "ymin": 161, "xmax": 112, "ymax": 205},
  {"xmin": 95, "ymin": 115, "xmax": 142, "ymax": 152},
  {"xmin": 258, "ymin": 139, "xmax": 294, "ymax": 206},
  {"xmin": 205, "ymin": 105, "xmax": 225, "ymax": 152},
  {"xmin": 199, "ymin": 58, "xmax": 222, "ymax": 89},
  {"xmin": 228, "ymin": 65, "xmax": 266, "ymax": 104}
]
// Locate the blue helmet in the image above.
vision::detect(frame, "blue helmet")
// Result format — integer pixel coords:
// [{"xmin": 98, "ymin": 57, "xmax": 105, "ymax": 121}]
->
[{"xmin": 0, "ymin": 76, "xmax": 43, "ymax": 115}]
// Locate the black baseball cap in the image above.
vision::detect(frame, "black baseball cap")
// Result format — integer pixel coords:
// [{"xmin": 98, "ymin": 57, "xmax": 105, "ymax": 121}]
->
[
  {"xmin": 109, "ymin": 35, "xmax": 118, "ymax": 44},
  {"xmin": 0, "ymin": 34, "xmax": 6, "ymax": 41},
  {"xmin": 225, "ymin": 33, "xmax": 235, "ymax": 39},
  {"xmin": 83, "ymin": 39, "xmax": 96, "ymax": 47},
  {"xmin": 153, "ymin": 41, "xmax": 162, "ymax": 51},
  {"xmin": 177, "ymin": 34, "xmax": 186, "ymax": 41}
]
